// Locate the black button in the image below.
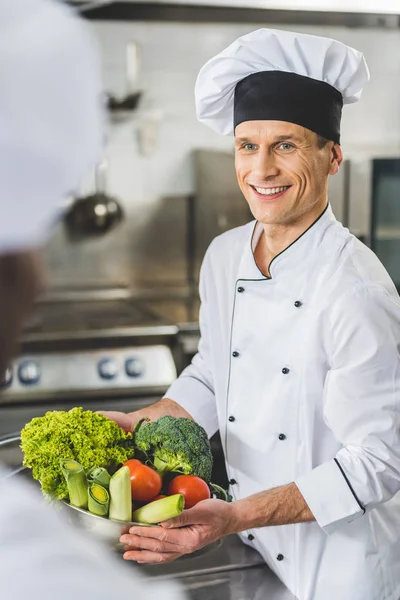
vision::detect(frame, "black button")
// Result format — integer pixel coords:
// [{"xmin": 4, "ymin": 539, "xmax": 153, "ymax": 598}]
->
[
  {"xmin": 278, "ymin": 433, "xmax": 286, "ymax": 441},
  {"xmin": 232, "ymin": 351, "xmax": 239, "ymax": 358},
  {"xmin": 248, "ymin": 534, "xmax": 255, "ymax": 541},
  {"xmin": 294, "ymin": 300, "xmax": 302, "ymax": 308},
  {"xmin": 237, "ymin": 287, "xmax": 245, "ymax": 293},
  {"xmin": 276, "ymin": 554, "xmax": 284, "ymax": 561},
  {"xmin": 228, "ymin": 415, "xmax": 235, "ymax": 422},
  {"xmin": 229, "ymin": 478, "xmax": 237, "ymax": 485},
  {"xmin": 282, "ymin": 367, "xmax": 290, "ymax": 374}
]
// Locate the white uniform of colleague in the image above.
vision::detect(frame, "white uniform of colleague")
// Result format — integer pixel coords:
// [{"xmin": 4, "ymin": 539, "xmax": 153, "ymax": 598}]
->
[
  {"xmin": 165, "ymin": 29, "xmax": 400, "ymax": 600},
  {"xmin": 0, "ymin": 2, "xmax": 184, "ymax": 599}
]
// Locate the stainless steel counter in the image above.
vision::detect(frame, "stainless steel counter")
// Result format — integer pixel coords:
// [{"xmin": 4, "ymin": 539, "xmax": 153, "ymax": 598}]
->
[
  {"xmin": 176, "ymin": 566, "xmax": 295, "ymax": 600},
  {"xmin": 138, "ymin": 533, "xmax": 295, "ymax": 599}
]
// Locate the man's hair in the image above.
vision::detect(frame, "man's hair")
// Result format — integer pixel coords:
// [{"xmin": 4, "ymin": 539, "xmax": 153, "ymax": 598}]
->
[{"xmin": 316, "ymin": 134, "xmax": 330, "ymax": 149}]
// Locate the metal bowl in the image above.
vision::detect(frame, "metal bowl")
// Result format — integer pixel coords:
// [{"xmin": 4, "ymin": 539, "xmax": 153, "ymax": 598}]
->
[{"xmin": 60, "ymin": 501, "xmax": 151, "ymax": 552}]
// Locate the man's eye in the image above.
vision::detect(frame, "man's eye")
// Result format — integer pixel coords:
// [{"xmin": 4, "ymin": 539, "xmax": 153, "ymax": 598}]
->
[
  {"xmin": 278, "ymin": 142, "xmax": 294, "ymax": 151},
  {"xmin": 243, "ymin": 143, "xmax": 257, "ymax": 151}
]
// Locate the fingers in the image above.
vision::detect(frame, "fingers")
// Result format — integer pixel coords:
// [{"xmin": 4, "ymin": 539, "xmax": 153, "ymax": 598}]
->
[
  {"xmin": 127, "ymin": 525, "xmax": 191, "ymax": 546},
  {"xmin": 97, "ymin": 411, "xmax": 134, "ymax": 432},
  {"xmin": 121, "ymin": 533, "xmax": 180, "ymax": 554},
  {"xmin": 123, "ymin": 549, "xmax": 182, "ymax": 564}
]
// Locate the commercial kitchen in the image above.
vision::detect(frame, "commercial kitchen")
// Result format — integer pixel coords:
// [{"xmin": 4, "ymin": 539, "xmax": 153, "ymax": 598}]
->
[{"xmin": 2, "ymin": 1, "xmax": 400, "ymax": 599}]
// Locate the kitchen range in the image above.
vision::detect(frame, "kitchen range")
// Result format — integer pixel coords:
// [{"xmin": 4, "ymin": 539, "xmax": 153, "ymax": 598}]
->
[{"xmin": 0, "ymin": 295, "xmax": 293, "ymax": 600}]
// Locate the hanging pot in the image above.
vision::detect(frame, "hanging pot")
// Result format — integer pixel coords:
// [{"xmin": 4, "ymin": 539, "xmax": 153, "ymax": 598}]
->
[{"xmin": 65, "ymin": 161, "xmax": 124, "ymax": 240}]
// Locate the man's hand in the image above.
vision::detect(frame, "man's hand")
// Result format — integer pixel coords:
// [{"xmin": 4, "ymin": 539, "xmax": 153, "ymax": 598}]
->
[
  {"xmin": 120, "ymin": 498, "xmax": 238, "ymax": 564},
  {"xmin": 99, "ymin": 398, "xmax": 194, "ymax": 432}
]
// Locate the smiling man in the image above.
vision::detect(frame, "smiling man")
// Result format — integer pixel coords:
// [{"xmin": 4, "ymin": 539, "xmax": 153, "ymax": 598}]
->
[{"xmin": 105, "ymin": 29, "xmax": 400, "ymax": 600}]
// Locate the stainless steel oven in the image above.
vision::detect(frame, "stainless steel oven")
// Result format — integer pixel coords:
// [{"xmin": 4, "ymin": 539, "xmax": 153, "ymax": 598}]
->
[{"xmin": 0, "ymin": 296, "xmax": 181, "ymax": 437}]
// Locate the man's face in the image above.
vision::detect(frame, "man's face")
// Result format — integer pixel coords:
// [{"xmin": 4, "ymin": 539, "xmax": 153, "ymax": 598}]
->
[{"xmin": 234, "ymin": 120, "xmax": 342, "ymax": 226}]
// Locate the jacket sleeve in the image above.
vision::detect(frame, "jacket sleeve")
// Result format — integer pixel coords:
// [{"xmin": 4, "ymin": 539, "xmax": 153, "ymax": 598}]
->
[
  {"xmin": 163, "ymin": 244, "xmax": 219, "ymax": 438},
  {"xmin": 295, "ymin": 285, "xmax": 400, "ymax": 535}
]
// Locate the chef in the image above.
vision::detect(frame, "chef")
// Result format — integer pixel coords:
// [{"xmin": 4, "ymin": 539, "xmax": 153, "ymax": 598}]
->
[
  {"xmin": 0, "ymin": 1, "xmax": 185, "ymax": 599},
  {"xmin": 106, "ymin": 28, "xmax": 400, "ymax": 600}
]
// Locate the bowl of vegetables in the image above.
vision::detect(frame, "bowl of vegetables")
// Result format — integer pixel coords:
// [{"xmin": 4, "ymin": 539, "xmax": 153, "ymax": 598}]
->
[{"xmin": 20, "ymin": 408, "xmax": 230, "ymax": 551}]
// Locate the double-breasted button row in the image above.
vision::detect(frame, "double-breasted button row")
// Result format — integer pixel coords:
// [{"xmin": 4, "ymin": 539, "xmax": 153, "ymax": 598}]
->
[
  {"xmin": 232, "ymin": 350, "xmax": 290, "ymax": 379},
  {"xmin": 228, "ymin": 416, "xmax": 286, "ymax": 442},
  {"xmin": 236, "ymin": 285, "xmax": 302, "ymax": 311}
]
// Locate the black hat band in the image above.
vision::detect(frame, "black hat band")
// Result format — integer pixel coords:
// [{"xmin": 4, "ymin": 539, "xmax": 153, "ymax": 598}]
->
[{"xmin": 234, "ymin": 70, "xmax": 343, "ymax": 144}]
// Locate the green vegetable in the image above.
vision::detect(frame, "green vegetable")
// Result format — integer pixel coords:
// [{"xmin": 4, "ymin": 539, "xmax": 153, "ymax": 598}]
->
[
  {"xmin": 20, "ymin": 407, "xmax": 134, "ymax": 500},
  {"xmin": 134, "ymin": 416, "xmax": 213, "ymax": 482},
  {"xmin": 87, "ymin": 467, "xmax": 111, "ymax": 490},
  {"xmin": 209, "ymin": 482, "xmax": 233, "ymax": 503},
  {"xmin": 109, "ymin": 466, "xmax": 132, "ymax": 522},
  {"xmin": 88, "ymin": 483, "xmax": 110, "ymax": 517},
  {"xmin": 61, "ymin": 459, "xmax": 88, "ymax": 509},
  {"xmin": 133, "ymin": 494, "xmax": 184, "ymax": 524}
]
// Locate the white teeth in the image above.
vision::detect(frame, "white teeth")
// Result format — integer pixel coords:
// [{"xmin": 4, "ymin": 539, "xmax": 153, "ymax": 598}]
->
[{"xmin": 254, "ymin": 185, "xmax": 289, "ymax": 196}]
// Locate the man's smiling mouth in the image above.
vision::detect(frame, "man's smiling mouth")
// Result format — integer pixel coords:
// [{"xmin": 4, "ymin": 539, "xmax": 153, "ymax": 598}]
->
[{"xmin": 250, "ymin": 185, "xmax": 292, "ymax": 197}]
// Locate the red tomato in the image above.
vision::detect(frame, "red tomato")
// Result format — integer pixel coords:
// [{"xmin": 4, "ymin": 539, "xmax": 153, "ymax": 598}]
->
[
  {"xmin": 167, "ymin": 475, "xmax": 210, "ymax": 508},
  {"xmin": 124, "ymin": 459, "xmax": 162, "ymax": 503}
]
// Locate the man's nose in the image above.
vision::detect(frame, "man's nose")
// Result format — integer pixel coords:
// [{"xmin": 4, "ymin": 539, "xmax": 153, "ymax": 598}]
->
[{"xmin": 253, "ymin": 148, "xmax": 279, "ymax": 180}]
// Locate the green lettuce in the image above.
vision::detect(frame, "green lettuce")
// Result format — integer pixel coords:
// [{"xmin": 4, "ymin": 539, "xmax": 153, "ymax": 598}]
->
[{"xmin": 20, "ymin": 407, "xmax": 134, "ymax": 500}]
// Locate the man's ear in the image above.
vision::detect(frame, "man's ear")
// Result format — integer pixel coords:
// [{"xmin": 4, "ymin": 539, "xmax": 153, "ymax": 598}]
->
[{"xmin": 329, "ymin": 143, "xmax": 343, "ymax": 176}]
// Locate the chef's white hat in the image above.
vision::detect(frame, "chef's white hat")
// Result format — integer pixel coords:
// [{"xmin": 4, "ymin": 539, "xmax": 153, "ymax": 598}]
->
[
  {"xmin": 195, "ymin": 28, "xmax": 369, "ymax": 143},
  {"xmin": 0, "ymin": 0, "xmax": 105, "ymax": 253}
]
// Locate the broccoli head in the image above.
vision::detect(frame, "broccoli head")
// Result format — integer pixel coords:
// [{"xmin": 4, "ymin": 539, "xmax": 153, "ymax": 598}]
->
[
  {"xmin": 20, "ymin": 407, "xmax": 134, "ymax": 500},
  {"xmin": 134, "ymin": 416, "xmax": 213, "ymax": 482}
]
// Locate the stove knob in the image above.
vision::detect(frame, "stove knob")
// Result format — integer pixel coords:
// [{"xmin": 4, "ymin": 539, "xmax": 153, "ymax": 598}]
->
[
  {"xmin": 125, "ymin": 357, "xmax": 144, "ymax": 378},
  {"xmin": 98, "ymin": 358, "xmax": 118, "ymax": 380},
  {"xmin": 18, "ymin": 361, "xmax": 41, "ymax": 385},
  {"xmin": 0, "ymin": 366, "xmax": 13, "ymax": 388}
]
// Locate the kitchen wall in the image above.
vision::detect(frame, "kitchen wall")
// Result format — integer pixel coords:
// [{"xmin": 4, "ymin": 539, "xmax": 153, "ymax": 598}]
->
[
  {"xmin": 44, "ymin": 18, "xmax": 400, "ymax": 301},
  {"xmin": 95, "ymin": 20, "xmax": 400, "ymax": 218}
]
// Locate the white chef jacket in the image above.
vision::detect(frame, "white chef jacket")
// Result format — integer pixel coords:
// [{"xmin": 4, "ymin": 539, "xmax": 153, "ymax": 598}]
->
[
  {"xmin": 0, "ymin": 468, "xmax": 185, "ymax": 600},
  {"xmin": 166, "ymin": 204, "xmax": 400, "ymax": 600}
]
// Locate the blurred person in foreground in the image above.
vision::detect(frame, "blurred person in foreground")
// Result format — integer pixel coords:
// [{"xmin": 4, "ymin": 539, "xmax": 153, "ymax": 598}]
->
[{"xmin": 0, "ymin": 1, "xmax": 184, "ymax": 599}]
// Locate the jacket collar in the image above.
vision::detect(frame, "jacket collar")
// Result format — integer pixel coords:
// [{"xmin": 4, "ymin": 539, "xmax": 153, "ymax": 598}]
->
[{"xmin": 237, "ymin": 204, "xmax": 338, "ymax": 281}]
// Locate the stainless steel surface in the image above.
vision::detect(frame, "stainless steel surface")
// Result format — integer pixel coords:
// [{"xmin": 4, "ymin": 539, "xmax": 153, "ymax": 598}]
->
[
  {"xmin": 44, "ymin": 193, "xmax": 189, "ymax": 293},
  {"xmin": 19, "ymin": 298, "xmax": 179, "ymax": 345},
  {"xmin": 61, "ymin": 498, "xmax": 151, "ymax": 551},
  {"xmin": 194, "ymin": 149, "xmax": 252, "ymax": 277},
  {"xmin": 22, "ymin": 324, "xmax": 178, "ymax": 344},
  {"xmin": 0, "ymin": 345, "xmax": 176, "ymax": 403},
  {"xmin": 177, "ymin": 566, "xmax": 296, "ymax": 599}
]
